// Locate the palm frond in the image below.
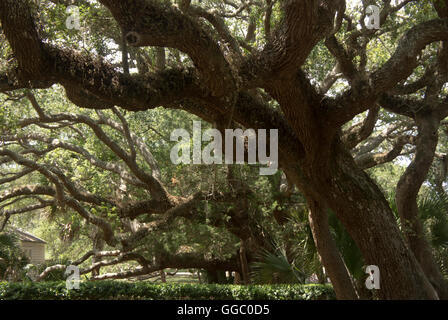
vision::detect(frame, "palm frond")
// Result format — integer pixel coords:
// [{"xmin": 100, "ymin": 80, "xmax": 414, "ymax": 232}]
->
[
  {"xmin": 250, "ymin": 245, "xmax": 306, "ymax": 284},
  {"xmin": 417, "ymin": 192, "xmax": 448, "ymax": 248}
]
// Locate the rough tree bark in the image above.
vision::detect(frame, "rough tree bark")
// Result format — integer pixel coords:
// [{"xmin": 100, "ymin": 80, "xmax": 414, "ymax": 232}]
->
[
  {"xmin": 396, "ymin": 113, "xmax": 448, "ymax": 299},
  {"xmin": 293, "ymin": 142, "xmax": 439, "ymax": 299},
  {"xmin": 308, "ymin": 200, "xmax": 358, "ymax": 300}
]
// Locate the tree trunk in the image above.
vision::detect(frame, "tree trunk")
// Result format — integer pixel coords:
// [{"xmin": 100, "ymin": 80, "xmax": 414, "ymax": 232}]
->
[
  {"xmin": 355, "ymin": 277, "xmax": 373, "ymax": 300},
  {"xmin": 160, "ymin": 270, "xmax": 166, "ymax": 283},
  {"xmin": 91, "ymin": 228, "xmax": 104, "ymax": 278},
  {"xmin": 285, "ymin": 140, "xmax": 439, "ymax": 299},
  {"xmin": 234, "ymin": 272, "xmax": 241, "ymax": 284},
  {"xmin": 396, "ymin": 114, "xmax": 448, "ymax": 299},
  {"xmin": 121, "ymin": 30, "xmax": 129, "ymax": 75},
  {"xmin": 239, "ymin": 240, "xmax": 250, "ymax": 285},
  {"xmin": 316, "ymin": 267, "xmax": 326, "ymax": 285},
  {"xmin": 308, "ymin": 200, "xmax": 359, "ymax": 299}
]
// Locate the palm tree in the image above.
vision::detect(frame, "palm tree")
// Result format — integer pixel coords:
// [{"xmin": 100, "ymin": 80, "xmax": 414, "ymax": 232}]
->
[
  {"xmin": 250, "ymin": 206, "xmax": 365, "ymax": 286},
  {"xmin": 0, "ymin": 231, "xmax": 29, "ymax": 281},
  {"xmin": 250, "ymin": 243, "xmax": 306, "ymax": 284},
  {"xmin": 388, "ymin": 190, "xmax": 448, "ymax": 277}
]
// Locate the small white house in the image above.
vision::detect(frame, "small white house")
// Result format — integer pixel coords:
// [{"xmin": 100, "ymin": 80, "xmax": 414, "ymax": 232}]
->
[{"xmin": 13, "ymin": 228, "xmax": 46, "ymax": 265}]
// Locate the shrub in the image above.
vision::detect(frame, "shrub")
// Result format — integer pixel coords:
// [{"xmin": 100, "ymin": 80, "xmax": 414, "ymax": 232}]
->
[
  {"xmin": 0, "ymin": 232, "xmax": 29, "ymax": 281},
  {"xmin": 0, "ymin": 281, "xmax": 335, "ymax": 300}
]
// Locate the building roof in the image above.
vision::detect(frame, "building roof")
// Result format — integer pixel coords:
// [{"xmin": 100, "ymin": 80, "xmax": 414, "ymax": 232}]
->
[{"xmin": 11, "ymin": 227, "xmax": 46, "ymax": 244}]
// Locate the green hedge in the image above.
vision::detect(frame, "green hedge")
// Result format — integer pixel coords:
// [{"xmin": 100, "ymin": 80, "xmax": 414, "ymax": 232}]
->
[{"xmin": 0, "ymin": 281, "xmax": 335, "ymax": 300}]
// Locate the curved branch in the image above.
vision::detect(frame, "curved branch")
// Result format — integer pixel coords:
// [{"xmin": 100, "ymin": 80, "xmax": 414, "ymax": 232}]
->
[{"xmin": 99, "ymin": 0, "xmax": 237, "ymax": 98}]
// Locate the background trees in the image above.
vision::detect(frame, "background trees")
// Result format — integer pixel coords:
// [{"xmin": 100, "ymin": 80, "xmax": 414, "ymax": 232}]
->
[
  {"xmin": 0, "ymin": 231, "xmax": 29, "ymax": 281},
  {"xmin": 0, "ymin": 0, "xmax": 448, "ymax": 299}
]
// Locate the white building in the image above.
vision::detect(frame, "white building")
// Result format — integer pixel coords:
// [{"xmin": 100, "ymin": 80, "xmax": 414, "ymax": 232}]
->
[{"xmin": 13, "ymin": 228, "xmax": 46, "ymax": 265}]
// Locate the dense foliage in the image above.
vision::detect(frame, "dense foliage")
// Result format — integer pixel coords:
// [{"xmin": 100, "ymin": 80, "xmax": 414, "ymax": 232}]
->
[
  {"xmin": 1, "ymin": 0, "xmax": 448, "ymax": 300},
  {"xmin": 0, "ymin": 281, "xmax": 334, "ymax": 300}
]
